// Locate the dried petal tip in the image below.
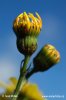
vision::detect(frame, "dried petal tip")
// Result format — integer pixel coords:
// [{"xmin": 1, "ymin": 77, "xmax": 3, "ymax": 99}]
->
[
  {"xmin": 33, "ymin": 44, "xmax": 60, "ymax": 72},
  {"xmin": 13, "ymin": 12, "xmax": 42, "ymax": 38}
]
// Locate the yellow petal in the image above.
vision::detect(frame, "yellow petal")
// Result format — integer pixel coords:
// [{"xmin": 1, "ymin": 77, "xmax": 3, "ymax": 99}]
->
[
  {"xmin": 21, "ymin": 83, "xmax": 44, "ymax": 100},
  {"xmin": 9, "ymin": 77, "xmax": 17, "ymax": 85},
  {"xmin": 36, "ymin": 12, "xmax": 42, "ymax": 28}
]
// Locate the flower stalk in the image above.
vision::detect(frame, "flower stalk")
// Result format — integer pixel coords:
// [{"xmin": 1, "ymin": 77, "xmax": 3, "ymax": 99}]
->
[{"xmin": 12, "ymin": 55, "xmax": 30, "ymax": 100}]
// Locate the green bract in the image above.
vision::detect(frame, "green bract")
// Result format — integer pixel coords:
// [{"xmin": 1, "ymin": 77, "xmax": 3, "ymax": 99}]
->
[{"xmin": 17, "ymin": 36, "xmax": 37, "ymax": 55}]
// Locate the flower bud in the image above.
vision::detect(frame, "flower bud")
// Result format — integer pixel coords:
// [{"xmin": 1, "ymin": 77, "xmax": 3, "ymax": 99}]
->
[
  {"xmin": 33, "ymin": 44, "xmax": 60, "ymax": 72},
  {"xmin": 16, "ymin": 36, "xmax": 37, "ymax": 55},
  {"xmin": 13, "ymin": 12, "xmax": 42, "ymax": 38}
]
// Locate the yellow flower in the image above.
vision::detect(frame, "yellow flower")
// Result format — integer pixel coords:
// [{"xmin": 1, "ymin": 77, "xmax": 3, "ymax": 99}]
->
[
  {"xmin": 0, "ymin": 77, "xmax": 17, "ymax": 93},
  {"xmin": 21, "ymin": 83, "xmax": 44, "ymax": 100},
  {"xmin": 13, "ymin": 12, "xmax": 42, "ymax": 38},
  {"xmin": 0, "ymin": 77, "xmax": 45, "ymax": 100}
]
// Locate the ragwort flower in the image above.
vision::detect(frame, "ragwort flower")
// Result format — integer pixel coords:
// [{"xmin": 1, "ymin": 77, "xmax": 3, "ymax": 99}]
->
[
  {"xmin": 0, "ymin": 77, "xmax": 45, "ymax": 100},
  {"xmin": 13, "ymin": 12, "xmax": 42, "ymax": 38}
]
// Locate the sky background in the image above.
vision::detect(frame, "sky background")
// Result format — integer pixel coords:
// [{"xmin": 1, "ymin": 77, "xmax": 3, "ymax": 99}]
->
[{"xmin": 0, "ymin": 0, "xmax": 66, "ymax": 100}]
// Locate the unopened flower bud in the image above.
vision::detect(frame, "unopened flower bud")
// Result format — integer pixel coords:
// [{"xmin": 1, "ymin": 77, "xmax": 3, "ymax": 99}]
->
[
  {"xmin": 33, "ymin": 44, "xmax": 60, "ymax": 72},
  {"xmin": 13, "ymin": 12, "xmax": 42, "ymax": 38}
]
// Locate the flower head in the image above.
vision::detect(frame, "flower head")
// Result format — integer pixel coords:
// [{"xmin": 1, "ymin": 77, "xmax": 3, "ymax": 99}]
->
[
  {"xmin": 20, "ymin": 83, "xmax": 44, "ymax": 100},
  {"xmin": 33, "ymin": 44, "xmax": 60, "ymax": 72},
  {"xmin": 0, "ymin": 77, "xmax": 45, "ymax": 100},
  {"xmin": 13, "ymin": 12, "xmax": 42, "ymax": 38}
]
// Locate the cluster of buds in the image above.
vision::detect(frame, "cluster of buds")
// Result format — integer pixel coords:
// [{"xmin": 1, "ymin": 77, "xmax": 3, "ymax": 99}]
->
[{"xmin": 13, "ymin": 12, "xmax": 42, "ymax": 55}]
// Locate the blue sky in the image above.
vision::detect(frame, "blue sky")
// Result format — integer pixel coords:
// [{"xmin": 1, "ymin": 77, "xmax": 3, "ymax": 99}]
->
[{"xmin": 0, "ymin": 0, "xmax": 66, "ymax": 100}]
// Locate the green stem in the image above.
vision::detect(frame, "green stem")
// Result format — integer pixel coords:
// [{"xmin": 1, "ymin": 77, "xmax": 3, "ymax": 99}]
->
[{"xmin": 11, "ymin": 55, "xmax": 30, "ymax": 100}]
